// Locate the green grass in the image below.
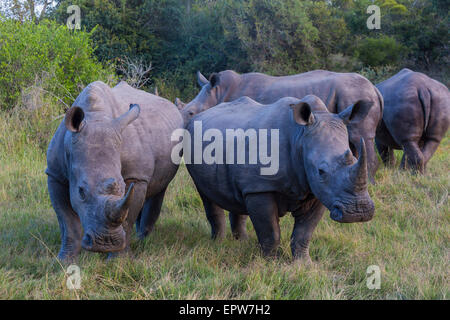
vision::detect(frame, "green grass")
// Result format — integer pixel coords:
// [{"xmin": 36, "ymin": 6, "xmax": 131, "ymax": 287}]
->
[{"xmin": 0, "ymin": 109, "xmax": 448, "ymax": 300}]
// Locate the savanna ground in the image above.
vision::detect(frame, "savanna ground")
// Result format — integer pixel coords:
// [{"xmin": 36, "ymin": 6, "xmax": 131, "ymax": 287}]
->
[{"xmin": 0, "ymin": 105, "xmax": 448, "ymax": 300}]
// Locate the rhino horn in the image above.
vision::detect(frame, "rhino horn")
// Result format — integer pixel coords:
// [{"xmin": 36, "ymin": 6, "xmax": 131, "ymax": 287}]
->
[
  {"xmin": 350, "ymin": 138, "xmax": 368, "ymax": 189},
  {"xmin": 114, "ymin": 104, "xmax": 140, "ymax": 133},
  {"xmin": 197, "ymin": 71, "xmax": 209, "ymax": 87},
  {"xmin": 106, "ymin": 183, "xmax": 135, "ymax": 225}
]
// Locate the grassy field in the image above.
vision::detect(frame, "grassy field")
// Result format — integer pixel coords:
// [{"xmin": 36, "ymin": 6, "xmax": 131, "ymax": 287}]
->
[{"xmin": 0, "ymin": 107, "xmax": 448, "ymax": 300}]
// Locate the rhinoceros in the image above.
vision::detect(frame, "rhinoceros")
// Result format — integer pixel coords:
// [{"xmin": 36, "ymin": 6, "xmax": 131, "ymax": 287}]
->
[
  {"xmin": 184, "ymin": 95, "xmax": 375, "ymax": 261},
  {"xmin": 375, "ymin": 69, "xmax": 449, "ymax": 173},
  {"xmin": 181, "ymin": 70, "xmax": 384, "ymax": 182},
  {"xmin": 46, "ymin": 81, "xmax": 183, "ymax": 261}
]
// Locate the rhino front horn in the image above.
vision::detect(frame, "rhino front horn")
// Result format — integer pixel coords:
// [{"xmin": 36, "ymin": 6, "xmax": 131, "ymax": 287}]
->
[
  {"xmin": 351, "ymin": 138, "xmax": 368, "ymax": 189},
  {"xmin": 106, "ymin": 183, "xmax": 135, "ymax": 225}
]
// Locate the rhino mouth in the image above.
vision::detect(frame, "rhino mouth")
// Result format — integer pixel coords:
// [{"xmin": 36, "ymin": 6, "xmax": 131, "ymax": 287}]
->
[
  {"xmin": 82, "ymin": 226, "xmax": 126, "ymax": 253},
  {"xmin": 330, "ymin": 198, "xmax": 375, "ymax": 223}
]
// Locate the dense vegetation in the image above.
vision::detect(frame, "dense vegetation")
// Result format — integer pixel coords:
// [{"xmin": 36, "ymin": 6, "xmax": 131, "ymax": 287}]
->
[
  {"xmin": 1, "ymin": 0, "xmax": 449, "ymax": 103},
  {"xmin": 0, "ymin": 18, "xmax": 114, "ymax": 109},
  {"xmin": 0, "ymin": 0, "xmax": 448, "ymax": 299}
]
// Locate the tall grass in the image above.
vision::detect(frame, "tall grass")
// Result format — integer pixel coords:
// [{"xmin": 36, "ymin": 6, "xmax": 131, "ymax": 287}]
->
[{"xmin": 0, "ymin": 100, "xmax": 448, "ymax": 299}]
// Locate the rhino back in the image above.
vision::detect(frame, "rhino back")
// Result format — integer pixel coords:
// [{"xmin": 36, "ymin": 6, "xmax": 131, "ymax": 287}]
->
[
  {"xmin": 235, "ymin": 70, "xmax": 380, "ymax": 113},
  {"xmin": 111, "ymin": 81, "xmax": 183, "ymax": 194},
  {"xmin": 228, "ymin": 70, "xmax": 382, "ymax": 142},
  {"xmin": 186, "ymin": 97, "xmax": 307, "ymax": 212}
]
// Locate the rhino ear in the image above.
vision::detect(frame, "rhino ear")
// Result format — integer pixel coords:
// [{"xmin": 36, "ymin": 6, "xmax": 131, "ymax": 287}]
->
[
  {"xmin": 209, "ymin": 73, "xmax": 220, "ymax": 88},
  {"xmin": 339, "ymin": 100, "xmax": 373, "ymax": 125},
  {"xmin": 65, "ymin": 106, "xmax": 85, "ymax": 133},
  {"xmin": 290, "ymin": 102, "xmax": 315, "ymax": 126},
  {"xmin": 114, "ymin": 104, "xmax": 140, "ymax": 133},
  {"xmin": 197, "ymin": 71, "xmax": 209, "ymax": 87}
]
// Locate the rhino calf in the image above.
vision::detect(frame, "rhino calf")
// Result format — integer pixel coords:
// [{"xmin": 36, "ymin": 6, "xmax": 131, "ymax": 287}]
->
[
  {"xmin": 46, "ymin": 81, "xmax": 183, "ymax": 261},
  {"xmin": 376, "ymin": 69, "xmax": 449, "ymax": 173},
  {"xmin": 185, "ymin": 95, "xmax": 375, "ymax": 261}
]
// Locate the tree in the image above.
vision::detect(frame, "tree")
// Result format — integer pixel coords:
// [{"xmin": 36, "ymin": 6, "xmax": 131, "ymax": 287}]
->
[
  {"xmin": 0, "ymin": 18, "xmax": 113, "ymax": 109},
  {"xmin": 1, "ymin": 0, "xmax": 55, "ymax": 22},
  {"xmin": 356, "ymin": 35, "xmax": 405, "ymax": 66},
  {"xmin": 224, "ymin": 0, "xmax": 348, "ymax": 74}
]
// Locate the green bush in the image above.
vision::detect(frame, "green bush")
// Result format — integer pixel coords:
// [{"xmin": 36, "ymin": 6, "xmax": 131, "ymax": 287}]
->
[
  {"xmin": 0, "ymin": 18, "xmax": 115, "ymax": 110},
  {"xmin": 358, "ymin": 65, "xmax": 398, "ymax": 84},
  {"xmin": 356, "ymin": 36, "xmax": 405, "ymax": 67},
  {"xmin": 226, "ymin": 0, "xmax": 348, "ymax": 74}
]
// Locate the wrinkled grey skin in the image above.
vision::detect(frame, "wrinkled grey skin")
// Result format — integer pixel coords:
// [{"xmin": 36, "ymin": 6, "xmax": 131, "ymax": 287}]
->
[
  {"xmin": 46, "ymin": 81, "xmax": 183, "ymax": 261},
  {"xmin": 181, "ymin": 70, "xmax": 383, "ymax": 181},
  {"xmin": 375, "ymin": 69, "xmax": 449, "ymax": 173},
  {"xmin": 185, "ymin": 95, "xmax": 375, "ymax": 260}
]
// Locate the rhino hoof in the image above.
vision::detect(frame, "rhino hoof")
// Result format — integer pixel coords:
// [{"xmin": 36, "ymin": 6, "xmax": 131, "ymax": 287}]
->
[
  {"xmin": 57, "ymin": 251, "xmax": 79, "ymax": 265},
  {"xmin": 293, "ymin": 255, "xmax": 313, "ymax": 267}
]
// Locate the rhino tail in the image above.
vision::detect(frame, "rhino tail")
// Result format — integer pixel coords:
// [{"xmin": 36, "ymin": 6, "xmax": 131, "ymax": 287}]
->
[{"xmin": 418, "ymin": 87, "xmax": 431, "ymax": 133}]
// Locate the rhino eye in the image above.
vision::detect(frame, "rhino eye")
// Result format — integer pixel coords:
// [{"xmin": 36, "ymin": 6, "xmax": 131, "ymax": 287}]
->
[
  {"xmin": 79, "ymin": 187, "xmax": 86, "ymax": 201},
  {"xmin": 318, "ymin": 167, "xmax": 329, "ymax": 179}
]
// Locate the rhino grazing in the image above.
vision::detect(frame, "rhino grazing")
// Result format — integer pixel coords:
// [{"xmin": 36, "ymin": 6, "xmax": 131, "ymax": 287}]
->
[
  {"xmin": 375, "ymin": 69, "xmax": 449, "ymax": 173},
  {"xmin": 46, "ymin": 81, "xmax": 183, "ymax": 261},
  {"xmin": 181, "ymin": 70, "xmax": 384, "ymax": 181},
  {"xmin": 185, "ymin": 95, "xmax": 375, "ymax": 260}
]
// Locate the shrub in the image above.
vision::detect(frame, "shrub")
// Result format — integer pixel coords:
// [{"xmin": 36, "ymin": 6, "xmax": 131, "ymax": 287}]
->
[
  {"xmin": 0, "ymin": 18, "xmax": 115, "ymax": 110},
  {"xmin": 358, "ymin": 65, "xmax": 398, "ymax": 84},
  {"xmin": 355, "ymin": 36, "xmax": 405, "ymax": 67},
  {"xmin": 226, "ymin": 0, "xmax": 348, "ymax": 74}
]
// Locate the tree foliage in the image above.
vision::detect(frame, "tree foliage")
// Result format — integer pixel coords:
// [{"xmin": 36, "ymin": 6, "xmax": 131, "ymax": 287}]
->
[
  {"xmin": 0, "ymin": 0, "xmax": 447, "ymax": 101},
  {"xmin": 0, "ymin": 18, "xmax": 113, "ymax": 109}
]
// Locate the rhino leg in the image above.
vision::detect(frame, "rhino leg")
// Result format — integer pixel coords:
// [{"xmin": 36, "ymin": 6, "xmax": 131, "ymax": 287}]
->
[
  {"xmin": 245, "ymin": 193, "xmax": 280, "ymax": 257},
  {"xmin": 366, "ymin": 138, "xmax": 379, "ymax": 183},
  {"xmin": 420, "ymin": 138, "xmax": 441, "ymax": 171},
  {"xmin": 48, "ymin": 177, "xmax": 82, "ymax": 263},
  {"xmin": 290, "ymin": 199, "xmax": 325, "ymax": 263},
  {"xmin": 136, "ymin": 187, "xmax": 167, "ymax": 239},
  {"xmin": 400, "ymin": 140, "xmax": 425, "ymax": 173},
  {"xmin": 229, "ymin": 212, "xmax": 248, "ymax": 240},
  {"xmin": 200, "ymin": 193, "xmax": 226, "ymax": 240},
  {"xmin": 375, "ymin": 138, "xmax": 395, "ymax": 167}
]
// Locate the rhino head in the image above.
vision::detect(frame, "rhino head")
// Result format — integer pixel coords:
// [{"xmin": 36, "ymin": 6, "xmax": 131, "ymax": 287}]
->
[
  {"xmin": 64, "ymin": 104, "xmax": 140, "ymax": 252},
  {"xmin": 180, "ymin": 71, "xmax": 237, "ymax": 125},
  {"xmin": 291, "ymin": 95, "xmax": 375, "ymax": 223}
]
